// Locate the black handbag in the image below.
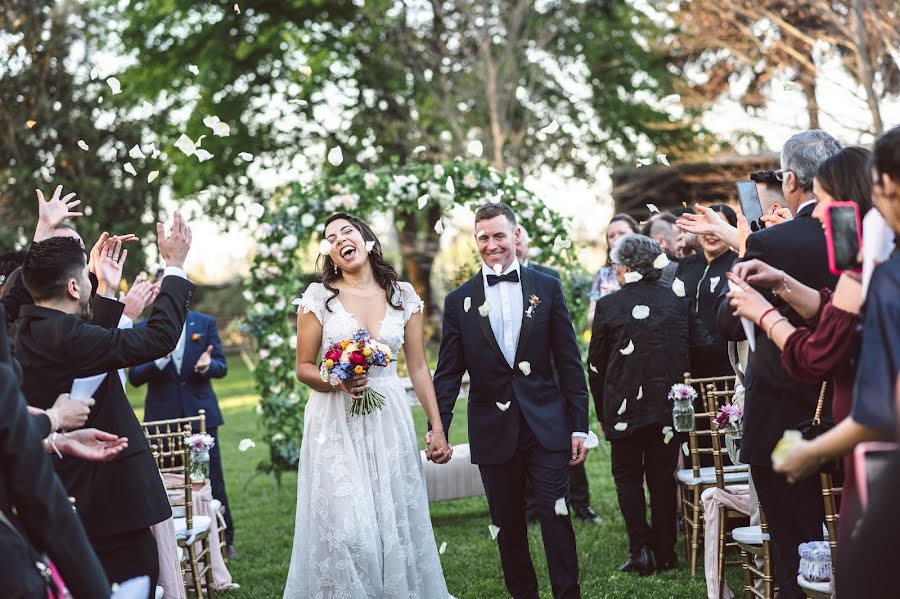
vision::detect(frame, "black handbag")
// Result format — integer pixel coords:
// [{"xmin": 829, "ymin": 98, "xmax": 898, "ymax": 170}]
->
[
  {"xmin": 0, "ymin": 508, "xmax": 63, "ymax": 599},
  {"xmin": 796, "ymin": 382, "xmax": 844, "ymax": 476}
]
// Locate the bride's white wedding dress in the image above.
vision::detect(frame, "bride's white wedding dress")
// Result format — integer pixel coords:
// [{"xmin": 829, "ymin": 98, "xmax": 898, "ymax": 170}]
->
[{"xmin": 284, "ymin": 282, "xmax": 449, "ymax": 599}]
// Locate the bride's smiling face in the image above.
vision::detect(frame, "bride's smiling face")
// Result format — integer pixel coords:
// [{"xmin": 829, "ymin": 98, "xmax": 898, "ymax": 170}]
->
[{"xmin": 324, "ymin": 218, "xmax": 368, "ymax": 272}]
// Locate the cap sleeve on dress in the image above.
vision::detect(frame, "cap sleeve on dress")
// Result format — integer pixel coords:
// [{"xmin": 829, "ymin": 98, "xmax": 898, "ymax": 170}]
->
[
  {"xmin": 294, "ymin": 282, "xmax": 326, "ymax": 324},
  {"xmin": 398, "ymin": 282, "xmax": 424, "ymax": 324}
]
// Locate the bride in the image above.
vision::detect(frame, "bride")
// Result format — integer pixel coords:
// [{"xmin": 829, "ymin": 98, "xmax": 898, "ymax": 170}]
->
[{"xmin": 284, "ymin": 213, "xmax": 452, "ymax": 598}]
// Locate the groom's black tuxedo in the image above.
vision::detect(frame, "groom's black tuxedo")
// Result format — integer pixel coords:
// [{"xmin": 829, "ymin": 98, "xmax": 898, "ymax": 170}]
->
[{"xmin": 433, "ymin": 264, "xmax": 588, "ymax": 599}]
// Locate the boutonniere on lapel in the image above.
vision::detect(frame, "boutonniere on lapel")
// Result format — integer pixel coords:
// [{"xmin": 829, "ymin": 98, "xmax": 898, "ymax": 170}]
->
[
  {"xmin": 191, "ymin": 332, "xmax": 202, "ymax": 342},
  {"xmin": 525, "ymin": 294, "xmax": 541, "ymax": 318}
]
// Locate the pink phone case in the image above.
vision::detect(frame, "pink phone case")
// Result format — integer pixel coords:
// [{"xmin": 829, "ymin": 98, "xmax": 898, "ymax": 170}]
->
[{"xmin": 823, "ymin": 201, "xmax": 862, "ymax": 276}]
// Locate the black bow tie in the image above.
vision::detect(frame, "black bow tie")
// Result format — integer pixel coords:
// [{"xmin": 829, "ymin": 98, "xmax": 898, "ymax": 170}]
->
[{"xmin": 487, "ymin": 270, "xmax": 520, "ymax": 286}]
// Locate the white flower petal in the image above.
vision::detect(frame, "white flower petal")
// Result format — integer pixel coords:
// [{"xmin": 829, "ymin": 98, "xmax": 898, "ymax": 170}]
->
[
  {"xmin": 174, "ymin": 134, "xmax": 196, "ymax": 156},
  {"xmin": 327, "ymin": 146, "xmax": 343, "ymax": 166},
  {"xmin": 619, "ymin": 340, "xmax": 634, "ymax": 355},
  {"xmin": 614, "ymin": 422, "xmax": 628, "ymax": 432},
  {"xmin": 238, "ymin": 438, "xmax": 255, "ymax": 451},
  {"xmin": 496, "ymin": 401, "xmax": 511, "ymax": 412},
  {"xmin": 552, "ymin": 236, "xmax": 572, "ymax": 252},
  {"xmin": 478, "ymin": 300, "xmax": 491, "ymax": 317},
  {"xmin": 90, "ymin": 65, "xmax": 103, "ymax": 80},
  {"xmin": 488, "ymin": 524, "xmax": 500, "ymax": 540},
  {"xmin": 417, "ymin": 194, "xmax": 429, "ymax": 209},
  {"xmin": 188, "ymin": 64, "xmax": 199, "ymax": 76},
  {"xmin": 194, "ymin": 149, "xmax": 214, "ymax": 162},
  {"xmin": 672, "ymin": 277, "xmax": 686, "ymax": 297},
  {"xmin": 147, "ymin": 170, "xmax": 159, "ymax": 183},
  {"xmin": 238, "ymin": 152, "xmax": 254, "ymax": 161},
  {"xmin": 539, "ymin": 119, "xmax": 559, "ymax": 135},
  {"xmin": 233, "ymin": 3, "xmax": 240, "ymax": 13},
  {"xmin": 682, "ymin": 441, "xmax": 690, "ymax": 456},
  {"xmin": 195, "ymin": 134, "xmax": 207, "ymax": 147},
  {"xmin": 467, "ymin": 139, "xmax": 483, "ymax": 157},
  {"xmin": 248, "ymin": 203, "xmax": 265, "ymax": 218},
  {"xmin": 412, "ymin": 145, "xmax": 426, "ymax": 154},
  {"xmin": 149, "ymin": 143, "xmax": 160, "ymax": 159},
  {"xmin": 142, "ymin": 101, "xmax": 154, "ymax": 118},
  {"xmin": 584, "ymin": 431, "xmax": 600, "ymax": 449},
  {"xmin": 488, "ymin": 190, "xmax": 504, "ymax": 203},
  {"xmin": 492, "ymin": 263, "xmax": 503, "ymax": 276},
  {"xmin": 653, "ymin": 253, "xmax": 670, "ymax": 269},
  {"xmin": 106, "ymin": 77, "xmax": 122, "ymax": 95},
  {"xmin": 77, "ymin": 140, "xmax": 89, "ymax": 151},
  {"xmin": 710, "ymin": 276, "xmax": 721, "ymax": 293},
  {"xmin": 589, "ymin": 363, "xmax": 598, "ymax": 373},
  {"xmin": 365, "ymin": 240, "xmax": 375, "ymax": 253},
  {"xmin": 128, "ymin": 144, "xmax": 145, "ymax": 160},
  {"xmin": 439, "ymin": 541, "xmax": 447, "ymax": 555},
  {"xmin": 518, "ymin": 361, "xmax": 531, "ymax": 376},
  {"xmin": 658, "ymin": 153, "xmax": 670, "ymax": 166},
  {"xmin": 663, "ymin": 430, "xmax": 674, "ymax": 444},
  {"xmin": 445, "ymin": 176, "xmax": 455, "ymax": 194},
  {"xmin": 662, "ymin": 425, "xmax": 673, "ymax": 434},
  {"xmin": 617, "ymin": 398, "xmax": 627, "ymax": 415},
  {"xmin": 123, "ymin": 162, "xmax": 137, "ymax": 176},
  {"xmin": 554, "ymin": 497, "xmax": 569, "ymax": 516},
  {"xmin": 636, "ymin": 386, "xmax": 643, "ymax": 400},
  {"xmin": 318, "ymin": 239, "xmax": 332, "ymax": 255},
  {"xmin": 624, "ymin": 272, "xmax": 643, "ymax": 284},
  {"xmin": 632, "ymin": 305, "xmax": 650, "ymax": 319},
  {"xmin": 463, "ymin": 297, "xmax": 471, "ymax": 313},
  {"xmin": 289, "ymin": 99, "xmax": 308, "ymax": 107},
  {"xmin": 434, "ymin": 219, "xmax": 444, "ymax": 234},
  {"xmin": 646, "ymin": 203, "xmax": 660, "ymax": 213}
]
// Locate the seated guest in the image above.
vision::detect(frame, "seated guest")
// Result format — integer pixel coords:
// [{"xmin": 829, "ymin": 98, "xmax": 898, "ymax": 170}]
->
[
  {"xmin": 588, "ymin": 234, "xmax": 715, "ymax": 575},
  {"xmin": 588, "ymin": 213, "xmax": 639, "ymax": 326},
  {"xmin": 129, "ymin": 301, "xmax": 237, "ymax": 554},
  {"xmin": 15, "ymin": 213, "xmax": 194, "ymax": 593},
  {"xmin": 675, "ymin": 204, "xmax": 739, "ymax": 378}
]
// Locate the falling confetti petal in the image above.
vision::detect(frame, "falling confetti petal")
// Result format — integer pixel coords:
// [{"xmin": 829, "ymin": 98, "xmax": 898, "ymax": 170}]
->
[
  {"xmin": 417, "ymin": 194, "xmax": 429, "ymax": 209},
  {"xmin": 632, "ymin": 305, "xmax": 650, "ymax": 319},
  {"xmin": 194, "ymin": 149, "xmax": 214, "ymax": 162},
  {"xmin": 238, "ymin": 152, "xmax": 254, "ymax": 161},
  {"xmin": 518, "ymin": 361, "xmax": 531, "ymax": 376},
  {"xmin": 614, "ymin": 422, "xmax": 628, "ymax": 432},
  {"xmin": 123, "ymin": 162, "xmax": 137, "ymax": 176},
  {"xmin": 248, "ymin": 203, "xmax": 265, "ymax": 218},
  {"xmin": 234, "ymin": 3, "xmax": 240, "ymax": 13},
  {"xmin": 319, "ymin": 239, "xmax": 332, "ymax": 255},
  {"xmin": 496, "ymin": 401, "xmax": 511, "ymax": 412},
  {"xmin": 467, "ymin": 139, "xmax": 483, "ymax": 157},
  {"xmin": 488, "ymin": 190, "xmax": 504, "ymax": 203},
  {"xmin": 202, "ymin": 115, "xmax": 230, "ymax": 136},
  {"xmin": 539, "ymin": 120, "xmax": 559, "ymax": 135},
  {"xmin": 682, "ymin": 442, "xmax": 690, "ymax": 456},
  {"xmin": 289, "ymin": 99, "xmax": 308, "ymax": 107},
  {"xmin": 488, "ymin": 525, "xmax": 500, "ymax": 540},
  {"xmin": 147, "ymin": 170, "xmax": 159, "ymax": 183},
  {"xmin": 238, "ymin": 439, "xmax": 255, "ymax": 451},
  {"xmin": 434, "ymin": 219, "xmax": 444, "ymax": 234},
  {"xmin": 327, "ymin": 146, "xmax": 343, "ymax": 166},
  {"xmin": 646, "ymin": 203, "xmax": 660, "ymax": 213},
  {"xmin": 90, "ymin": 65, "xmax": 103, "ymax": 80},
  {"xmin": 554, "ymin": 497, "xmax": 569, "ymax": 516},
  {"xmin": 106, "ymin": 77, "xmax": 122, "ymax": 95},
  {"xmin": 589, "ymin": 363, "xmax": 598, "ymax": 373},
  {"xmin": 478, "ymin": 300, "xmax": 491, "ymax": 317},
  {"xmin": 412, "ymin": 145, "xmax": 426, "ymax": 154},
  {"xmin": 77, "ymin": 140, "xmax": 89, "ymax": 151},
  {"xmin": 663, "ymin": 425, "xmax": 673, "ymax": 435},
  {"xmin": 445, "ymin": 177, "xmax": 455, "ymax": 194},
  {"xmin": 636, "ymin": 386, "xmax": 643, "ymax": 400},
  {"xmin": 463, "ymin": 297, "xmax": 471, "ymax": 312},
  {"xmin": 188, "ymin": 64, "xmax": 199, "ymax": 76},
  {"xmin": 658, "ymin": 153, "xmax": 670, "ymax": 166},
  {"xmin": 617, "ymin": 398, "xmax": 627, "ymax": 415},
  {"xmin": 149, "ymin": 143, "xmax": 160, "ymax": 159},
  {"xmin": 174, "ymin": 134, "xmax": 196, "ymax": 156},
  {"xmin": 672, "ymin": 277, "xmax": 686, "ymax": 297},
  {"xmin": 619, "ymin": 340, "xmax": 634, "ymax": 355},
  {"xmin": 710, "ymin": 276, "xmax": 721, "ymax": 292},
  {"xmin": 439, "ymin": 542, "xmax": 447, "ymax": 555},
  {"xmin": 552, "ymin": 236, "xmax": 572, "ymax": 252},
  {"xmin": 26, "ymin": 120, "xmax": 37, "ymax": 128},
  {"xmin": 653, "ymin": 253, "xmax": 670, "ymax": 269},
  {"xmin": 584, "ymin": 431, "xmax": 600, "ymax": 449},
  {"xmin": 365, "ymin": 240, "xmax": 375, "ymax": 253},
  {"xmin": 128, "ymin": 144, "xmax": 145, "ymax": 160},
  {"xmin": 624, "ymin": 272, "xmax": 643, "ymax": 284},
  {"xmin": 664, "ymin": 430, "xmax": 674, "ymax": 444}
]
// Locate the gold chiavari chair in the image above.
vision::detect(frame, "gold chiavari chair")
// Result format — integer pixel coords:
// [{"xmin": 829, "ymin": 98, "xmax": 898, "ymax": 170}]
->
[{"xmin": 734, "ymin": 503, "xmax": 776, "ymax": 599}]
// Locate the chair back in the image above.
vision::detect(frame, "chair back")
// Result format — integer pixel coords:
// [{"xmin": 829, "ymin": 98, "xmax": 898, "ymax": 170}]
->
[
  {"xmin": 683, "ymin": 373, "xmax": 737, "ymax": 477},
  {"xmin": 704, "ymin": 382, "xmax": 749, "ymax": 488}
]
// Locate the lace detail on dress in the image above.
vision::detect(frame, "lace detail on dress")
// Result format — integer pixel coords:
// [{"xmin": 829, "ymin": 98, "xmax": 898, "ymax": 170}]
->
[
  {"xmin": 397, "ymin": 282, "xmax": 425, "ymax": 325},
  {"xmin": 294, "ymin": 282, "xmax": 327, "ymax": 323}
]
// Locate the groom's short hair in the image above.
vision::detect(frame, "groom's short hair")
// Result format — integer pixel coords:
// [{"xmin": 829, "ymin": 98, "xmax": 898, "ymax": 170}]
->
[{"xmin": 475, "ymin": 202, "xmax": 517, "ymax": 230}]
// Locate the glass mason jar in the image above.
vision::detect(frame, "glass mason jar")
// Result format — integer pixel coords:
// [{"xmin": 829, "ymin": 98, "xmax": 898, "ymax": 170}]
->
[
  {"xmin": 725, "ymin": 432, "xmax": 743, "ymax": 465},
  {"xmin": 190, "ymin": 449, "xmax": 210, "ymax": 483},
  {"xmin": 672, "ymin": 398, "xmax": 696, "ymax": 433}
]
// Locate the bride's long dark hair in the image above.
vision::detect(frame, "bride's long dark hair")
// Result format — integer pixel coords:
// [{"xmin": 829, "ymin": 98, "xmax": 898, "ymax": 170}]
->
[{"xmin": 319, "ymin": 213, "xmax": 402, "ymax": 313}]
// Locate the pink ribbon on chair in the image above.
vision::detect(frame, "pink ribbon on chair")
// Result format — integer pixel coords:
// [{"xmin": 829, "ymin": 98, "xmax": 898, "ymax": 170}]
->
[
  {"xmin": 702, "ymin": 485, "xmax": 751, "ymax": 599},
  {"xmin": 151, "ymin": 516, "xmax": 186, "ymax": 599}
]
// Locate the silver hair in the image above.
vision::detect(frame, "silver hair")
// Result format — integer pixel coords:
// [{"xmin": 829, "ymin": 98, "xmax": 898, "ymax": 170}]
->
[
  {"xmin": 610, "ymin": 234, "xmax": 663, "ymax": 281},
  {"xmin": 780, "ymin": 129, "xmax": 842, "ymax": 192},
  {"xmin": 518, "ymin": 226, "xmax": 530, "ymax": 243}
]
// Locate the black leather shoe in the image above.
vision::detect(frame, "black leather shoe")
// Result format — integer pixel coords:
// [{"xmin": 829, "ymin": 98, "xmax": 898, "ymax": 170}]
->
[
  {"xmin": 616, "ymin": 545, "xmax": 654, "ymax": 575},
  {"xmin": 573, "ymin": 506, "xmax": 602, "ymax": 524}
]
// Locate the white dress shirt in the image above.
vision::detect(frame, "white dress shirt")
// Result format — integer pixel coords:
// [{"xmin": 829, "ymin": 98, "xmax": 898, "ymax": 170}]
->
[
  {"xmin": 481, "ymin": 260, "xmax": 523, "ymax": 368},
  {"xmin": 797, "ymin": 199, "xmax": 816, "ymax": 215},
  {"xmin": 150, "ymin": 266, "xmax": 201, "ymax": 375}
]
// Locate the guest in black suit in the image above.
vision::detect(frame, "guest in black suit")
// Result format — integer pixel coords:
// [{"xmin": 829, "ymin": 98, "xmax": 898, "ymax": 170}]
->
[
  {"xmin": 14, "ymin": 213, "xmax": 195, "ymax": 594},
  {"xmin": 431, "ymin": 202, "xmax": 589, "ymax": 599},
  {"xmin": 129, "ymin": 308, "xmax": 235, "ymax": 553},
  {"xmin": 516, "ymin": 226, "xmax": 601, "ymax": 526},
  {"xmin": 716, "ymin": 129, "xmax": 842, "ymax": 599}
]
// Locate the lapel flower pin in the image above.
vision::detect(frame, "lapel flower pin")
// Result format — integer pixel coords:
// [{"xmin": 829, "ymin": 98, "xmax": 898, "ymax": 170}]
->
[
  {"xmin": 525, "ymin": 294, "xmax": 541, "ymax": 318},
  {"xmin": 191, "ymin": 332, "xmax": 201, "ymax": 342}
]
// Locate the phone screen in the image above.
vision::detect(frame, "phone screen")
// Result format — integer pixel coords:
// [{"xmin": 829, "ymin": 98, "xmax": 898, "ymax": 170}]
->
[
  {"xmin": 828, "ymin": 205, "xmax": 861, "ymax": 271},
  {"xmin": 735, "ymin": 181, "xmax": 764, "ymax": 227}
]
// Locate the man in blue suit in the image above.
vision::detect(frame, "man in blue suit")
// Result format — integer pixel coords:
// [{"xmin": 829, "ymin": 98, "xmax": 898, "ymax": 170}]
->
[{"xmin": 129, "ymin": 309, "xmax": 235, "ymax": 555}]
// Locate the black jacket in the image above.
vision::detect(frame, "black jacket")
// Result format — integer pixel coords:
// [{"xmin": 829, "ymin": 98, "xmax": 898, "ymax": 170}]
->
[
  {"xmin": 588, "ymin": 278, "xmax": 716, "ymax": 440},
  {"xmin": 526, "ymin": 262, "xmax": 561, "ymax": 280},
  {"xmin": 715, "ymin": 203, "xmax": 838, "ymax": 466},
  {"xmin": 675, "ymin": 250, "xmax": 738, "ymax": 377},
  {"xmin": 0, "ymin": 307, "xmax": 110, "ymax": 599},
  {"xmin": 13, "ymin": 275, "xmax": 194, "ymax": 537},
  {"xmin": 433, "ymin": 267, "xmax": 588, "ymax": 464}
]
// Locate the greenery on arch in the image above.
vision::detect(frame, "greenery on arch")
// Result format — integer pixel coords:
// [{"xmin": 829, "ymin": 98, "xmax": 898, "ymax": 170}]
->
[{"xmin": 245, "ymin": 157, "xmax": 591, "ymax": 474}]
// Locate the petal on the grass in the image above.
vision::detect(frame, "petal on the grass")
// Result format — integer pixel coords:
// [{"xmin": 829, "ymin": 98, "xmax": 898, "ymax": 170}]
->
[
  {"xmin": 518, "ymin": 361, "xmax": 531, "ymax": 376},
  {"xmin": 463, "ymin": 297, "xmax": 471, "ymax": 313},
  {"xmin": 554, "ymin": 497, "xmax": 569, "ymax": 516},
  {"xmin": 617, "ymin": 398, "xmax": 627, "ymax": 415},
  {"xmin": 238, "ymin": 439, "xmax": 255, "ymax": 451},
  {"xmin": 439, "ymin": 542, "xmax": 447, "ymax": 555},
  {"xmin": 614, "ymin": 422, "xmax": 628, "ymax": 432},
  {"xmin": 624, "ymin": 271, "xmax": 642, "ymax": 284},
  {"xmin": 619, "ymin": 340, "xmax": 634, "ymax": 355},
  {"xmin": 672, "ymin": 277, "xmax": 686, "ymax": 297},
  {"xmin": 488, "ymin": 524, "xmax": 500, "ymax": 540},
  {"xmin": 496, "ymin": 401, "xmax": 511, "ymax": 412},
  {"xmin": 327, "ymin": 146, "xmax": 343, "ymax": 167},
  {"xmin": 632, "ymin": 305, "xmax": 650, "ymax": 319}
]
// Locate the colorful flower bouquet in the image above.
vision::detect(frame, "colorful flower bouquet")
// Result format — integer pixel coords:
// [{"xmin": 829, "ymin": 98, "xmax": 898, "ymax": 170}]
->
[{"xmin": 320, "ymin": 328, "xmax": 392, "ymax": 416}]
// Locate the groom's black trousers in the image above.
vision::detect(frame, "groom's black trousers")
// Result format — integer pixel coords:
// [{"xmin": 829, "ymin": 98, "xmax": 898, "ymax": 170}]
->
[{"xmin": 478, "ymin": 415, "xmax": 580, "ymax": 599}]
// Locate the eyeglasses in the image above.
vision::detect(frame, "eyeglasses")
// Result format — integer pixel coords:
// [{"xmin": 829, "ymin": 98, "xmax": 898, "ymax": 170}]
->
[{"xmin": 774, "ymin": 169, "xmax": 792, "ymax": 182}]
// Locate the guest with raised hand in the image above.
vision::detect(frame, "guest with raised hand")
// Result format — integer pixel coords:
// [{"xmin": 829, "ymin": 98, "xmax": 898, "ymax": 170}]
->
[{"xmin": 14, "ymin": 211, "xmax": 195, "ymax": 594}]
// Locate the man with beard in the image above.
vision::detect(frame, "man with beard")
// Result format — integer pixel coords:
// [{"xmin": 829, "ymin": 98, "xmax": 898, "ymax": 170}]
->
[{"xmin": 14, "ymin": 212, "xmax": 194, "ymax": 594}]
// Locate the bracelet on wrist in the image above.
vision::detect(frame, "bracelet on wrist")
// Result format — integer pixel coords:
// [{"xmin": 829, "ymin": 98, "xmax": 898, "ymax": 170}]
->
[
  {"xmin": 48, "ymin": 432, "xmax": 63, "ymax": 459},
  {"xmin": 757, "ymin": 307, "xmax": 779, "ymax": 328},
  {"xmin": 766, "ymin": 316, "xmax": 788, "ymax": 339}
]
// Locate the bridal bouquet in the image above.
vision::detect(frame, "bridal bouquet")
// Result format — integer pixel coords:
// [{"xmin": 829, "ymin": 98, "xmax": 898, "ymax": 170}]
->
[{"xmin": 320, "ymin": 328, "xmax": 392, "ymax": 416}]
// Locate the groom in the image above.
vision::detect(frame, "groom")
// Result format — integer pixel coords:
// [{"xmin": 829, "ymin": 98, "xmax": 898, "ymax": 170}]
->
[{"xmin": 430, "ymin": 202, "xmax": 589, "ymax": 599}]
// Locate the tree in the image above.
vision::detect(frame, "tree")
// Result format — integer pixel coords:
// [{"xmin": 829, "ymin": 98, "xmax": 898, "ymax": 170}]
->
[{"xmin": 0, "ymin": 0, "xmax": 160, "ymax": 277}]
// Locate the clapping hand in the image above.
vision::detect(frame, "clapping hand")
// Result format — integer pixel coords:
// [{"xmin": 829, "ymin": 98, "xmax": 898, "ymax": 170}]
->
[
  {"xmin": 424, "ymin": 430, "xmax": 453, "ymax": 464},
  {"xmin": 34, "ymin": 185, "xmax": 83, "ymax": 242},
  {"xmin": 194, "ymin": 345, "xmax": 214, "ymax": 373},
  {"xmin": 93, "ymin": 235, "xmax": 129, "ymax": 298},
  {"xmin": 121, "ymin": 277, "xmax": 160, "ymax": 320},
  {"xmin": 157, "ymin": 212, "xmax": 192, "ymax": 270},
  {"xmin": 57, "ymin": 429, "xmax": 129, "ymax": 462}
]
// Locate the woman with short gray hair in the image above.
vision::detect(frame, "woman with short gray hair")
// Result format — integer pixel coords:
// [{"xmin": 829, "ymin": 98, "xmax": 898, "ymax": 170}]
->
[{"xmin": 588, "ymin": 233, "xmax": 715, "ymax": 575}]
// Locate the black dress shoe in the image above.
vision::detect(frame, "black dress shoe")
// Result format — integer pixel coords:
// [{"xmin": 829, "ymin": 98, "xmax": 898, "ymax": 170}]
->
[
  {"xmin": 573, "ymin": 506, "xmax": 602, "ymax": 524},
  {"xmin": 616, "ymin": 545, "xmax": 655, "ymax": 575}
]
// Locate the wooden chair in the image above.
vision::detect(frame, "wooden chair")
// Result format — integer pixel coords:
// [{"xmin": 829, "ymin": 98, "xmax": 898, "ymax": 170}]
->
[
  {"xmin": 734, "ymin": 504, "xmax": 776, "ymax": 599},
  {"xmin": 678, "ymin": 373, "xmax": 747, "ymax": 576},
  {"xmin": 146, "ymin": 414, "xmax": 215, "ymax": 598},
  {"xmin": 796, "ymin": 472, "xmax": 843, "ymax": 599}
]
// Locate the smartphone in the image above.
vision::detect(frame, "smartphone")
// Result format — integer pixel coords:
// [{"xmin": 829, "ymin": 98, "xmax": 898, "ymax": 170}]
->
[
  {"xmin": 735, "ymin": 181, "xmax": 764, "ymax": 231},
  {"xmin": 854, "ymin": 441, "xmax": 899, "ymax": 511},
  {"xmin": 824, "ymin": 201, "xmax": 862, "ymax": 275}
]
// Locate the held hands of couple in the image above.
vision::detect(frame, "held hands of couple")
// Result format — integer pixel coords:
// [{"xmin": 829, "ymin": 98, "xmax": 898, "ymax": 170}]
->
[{"xmin": 424, "ymin": 430, "xmax": 452, "ymax": 464}]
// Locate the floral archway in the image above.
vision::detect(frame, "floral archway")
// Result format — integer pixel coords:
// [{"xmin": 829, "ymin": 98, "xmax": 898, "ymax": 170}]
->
[{"xmin": 245, "ymin": 157, "xmax": 589, "ymax": 475}]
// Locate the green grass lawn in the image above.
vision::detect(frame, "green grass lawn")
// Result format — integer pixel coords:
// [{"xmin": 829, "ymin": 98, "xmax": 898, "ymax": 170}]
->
[{"xmin": 127, "ymin": 363, "xmax": 732, "ymax": 598}]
